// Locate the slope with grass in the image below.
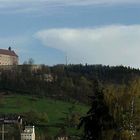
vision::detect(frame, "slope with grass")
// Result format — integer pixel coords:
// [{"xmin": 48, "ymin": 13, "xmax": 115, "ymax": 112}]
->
[{"xmin": 0, "ymin": 94, "xmax": 88, "ymax": 137}]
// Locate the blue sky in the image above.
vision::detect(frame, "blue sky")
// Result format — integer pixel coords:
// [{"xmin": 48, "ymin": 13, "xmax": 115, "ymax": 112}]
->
[{"xmin": 1, "ymin": 0, "xmax": 140, "ymax": 67}]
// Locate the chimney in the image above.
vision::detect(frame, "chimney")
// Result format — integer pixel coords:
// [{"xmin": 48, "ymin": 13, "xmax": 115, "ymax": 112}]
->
[
  {"xmin": 8, "ymin": 46, "xmax": 11, "ymax": 51},
  {"xmin": 32, "ymin": 126, "xmax": 35, "ymax": 133}
]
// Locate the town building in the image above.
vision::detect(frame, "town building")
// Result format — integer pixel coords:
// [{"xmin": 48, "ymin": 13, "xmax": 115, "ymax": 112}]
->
[
  {"xmin": 0, "ymin": 47, "xmax": 18, "ymax": 65},
  {"xmin": 21, "ymin": 126, "xmax": 35, "ymax": 140}
]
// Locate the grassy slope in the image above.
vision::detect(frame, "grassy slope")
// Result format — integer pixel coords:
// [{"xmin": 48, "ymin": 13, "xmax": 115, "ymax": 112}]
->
[
  {"xmin": 1, "ymin": 94, "xmax": 140, "ymax": 138},
  {"xmin": 0, "ymin": 94, "xmax": 88, "ymax": 136},
  {"xmin": 0, "ymin": 95, "xmax": 88, "ymax": 123}
]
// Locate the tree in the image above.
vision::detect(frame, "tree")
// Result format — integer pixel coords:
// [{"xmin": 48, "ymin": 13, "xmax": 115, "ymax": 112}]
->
[
  {"xmin": 28, "ymin": 58, "xmax": 34, "ymax": 65},
  {"xmin": 78, "ymin": 87, "xmax": 115, "ymax": 140}
]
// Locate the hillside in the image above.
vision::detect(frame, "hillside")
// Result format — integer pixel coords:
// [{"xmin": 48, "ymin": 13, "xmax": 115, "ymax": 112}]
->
[
  {"xmin": 0, "ymin": 64, "xmax": 140, "ymax": 103},
  {"xmin": 0, "ymin": 94, "xmax": 88, "ymax": 139},
  {"xmin": 0, "ymin": 65, "xmax": 140, "ymax": 139}
]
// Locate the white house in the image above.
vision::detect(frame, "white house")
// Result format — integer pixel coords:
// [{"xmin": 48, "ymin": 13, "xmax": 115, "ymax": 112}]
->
[
  {"xmin": 21, "ymin": 126, "xmax": 35, "ymax": 140},
  {"xmin": 57, "ymin": 137, "xmax": 68, "ymax": 140}
]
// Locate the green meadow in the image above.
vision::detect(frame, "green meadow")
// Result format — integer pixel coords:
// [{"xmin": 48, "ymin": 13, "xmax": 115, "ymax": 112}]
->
[{"xmin": 0, "ymin": 94, "xmax": 88, "ymax": 137}]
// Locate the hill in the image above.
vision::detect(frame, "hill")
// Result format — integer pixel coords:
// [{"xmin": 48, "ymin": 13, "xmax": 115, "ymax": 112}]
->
[
  {"xmin": 0, "ymin": 64, "xmax": 140, "ymax": 139},
  {"xmin": 0, "ymin": 94, "xmax": 88, "ymax": 139},
  {"xmin": 0, "ymin": 64, "xmax": 140, "ymax": 103}
]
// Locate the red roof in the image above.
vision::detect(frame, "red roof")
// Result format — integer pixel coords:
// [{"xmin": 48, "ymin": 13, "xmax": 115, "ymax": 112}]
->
[{"xmin": 0, "ymin": 49, "xmax": 18, "ymax": 57}]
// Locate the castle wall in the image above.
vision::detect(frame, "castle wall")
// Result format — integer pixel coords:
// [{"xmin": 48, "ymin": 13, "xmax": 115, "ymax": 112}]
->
[{"xmin": 0, "ymin": 54, "xmax": 18, "ymax": 65}]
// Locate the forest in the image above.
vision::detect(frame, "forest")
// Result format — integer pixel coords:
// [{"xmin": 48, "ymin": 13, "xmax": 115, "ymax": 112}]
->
[{"xmin": 0, "ymin": 64, "xmax": 140, "ymax": 140}]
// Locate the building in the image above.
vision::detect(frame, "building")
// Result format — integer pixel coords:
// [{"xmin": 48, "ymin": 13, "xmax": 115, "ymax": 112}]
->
[
  {"xmin": 0, "ymin": 47, "xmax": 18, "ymax": 65},
  {"xmin": 57, "ymin": 137, "xmax": 68, "ymax": 140},
  {"xmin": 21, "ymin": 126, "xmax": 35, "ymax": 140}
]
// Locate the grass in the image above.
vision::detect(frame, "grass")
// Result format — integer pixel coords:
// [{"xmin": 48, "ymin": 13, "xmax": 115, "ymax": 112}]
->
[
  {"xmin": 0, "ymin": 94, "xmax": 88, "ymax": 124},
  {"xmin": 0, "ymin": 94, "xmax": 89, "ymax": 136}
]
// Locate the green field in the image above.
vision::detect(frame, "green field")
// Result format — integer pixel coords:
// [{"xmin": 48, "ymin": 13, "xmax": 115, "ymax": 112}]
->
[{"xmin": 0, "ymin": 94, "xmax": 88, "ymax": 137}]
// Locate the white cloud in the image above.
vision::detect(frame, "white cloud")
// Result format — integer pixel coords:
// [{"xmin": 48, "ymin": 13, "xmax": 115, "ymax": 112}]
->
[
  {"xmin": 0, "ymin": 0, "xmax": 139, "ymax": 14},
  {"xmin": 35, "ymin": 25, "xmax": 140, "ymax": 67}
]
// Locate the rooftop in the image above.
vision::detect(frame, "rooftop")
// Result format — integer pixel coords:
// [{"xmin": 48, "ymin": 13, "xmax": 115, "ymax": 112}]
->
[{"xmin": 0, "ymin": 48, "xmax": 18, "ymax": 57}]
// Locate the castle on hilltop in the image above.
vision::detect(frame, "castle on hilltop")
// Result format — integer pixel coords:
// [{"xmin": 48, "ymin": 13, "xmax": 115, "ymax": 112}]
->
[{"xmin": 0, "ymin": 47, "xmax": 18, "ymax": 65}]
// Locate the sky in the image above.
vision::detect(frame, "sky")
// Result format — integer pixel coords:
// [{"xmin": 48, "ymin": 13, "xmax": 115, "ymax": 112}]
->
[{"xmin": 0, "ymin": 0, "xmax": 140, "ymax": 67}]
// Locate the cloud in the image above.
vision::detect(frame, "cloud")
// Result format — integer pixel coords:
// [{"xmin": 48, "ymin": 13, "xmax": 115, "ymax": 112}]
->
[
  {"xmin": 35, "ymin": 25, "xmax": 140, "ymax": 67},
  {"xmin": 0, "ymin": 0, "xmax": 140, "ymax": 14}
]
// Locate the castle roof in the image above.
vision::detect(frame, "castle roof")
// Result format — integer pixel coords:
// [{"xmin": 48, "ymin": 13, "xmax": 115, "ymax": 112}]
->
[{"xmin": 0, "ymin": 49, "xmax": 18, "ymax": 57}]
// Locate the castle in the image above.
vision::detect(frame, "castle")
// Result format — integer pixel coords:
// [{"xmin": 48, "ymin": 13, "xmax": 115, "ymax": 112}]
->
[{"xmin": 0, "ymin": 47, "xmax": 18, "ymax": 65}]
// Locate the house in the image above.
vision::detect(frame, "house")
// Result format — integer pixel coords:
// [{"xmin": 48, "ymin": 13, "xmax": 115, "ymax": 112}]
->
[
  {"xmin": 0, "ymin": 47, "xmax": 18, "ymax": 65},
  {"xmin": 21, "ymin": 126, "xmax": 35, "ymax": 140},
  {"xmin": 57, "ymin": 137, "xmax": 68, "ymax": 140}
]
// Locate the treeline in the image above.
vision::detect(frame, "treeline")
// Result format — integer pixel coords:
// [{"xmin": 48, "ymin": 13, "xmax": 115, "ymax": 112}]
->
[{"xmin": 0, "ymin": 64, "xmax": 140, "ymax": 103}]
